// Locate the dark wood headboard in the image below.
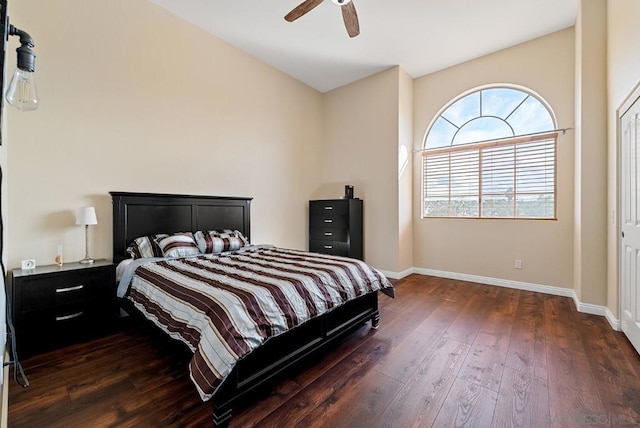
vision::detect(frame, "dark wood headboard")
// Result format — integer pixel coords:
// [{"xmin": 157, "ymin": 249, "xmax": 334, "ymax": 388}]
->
[{"xmin": 110, "ymin": 192, "xmax": 252, "ymax": 264}]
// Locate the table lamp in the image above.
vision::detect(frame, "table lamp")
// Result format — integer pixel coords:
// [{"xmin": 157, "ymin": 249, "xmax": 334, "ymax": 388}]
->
[{"xmin": 76, "ymin": 206, "xmax": 97, "ymax": 264}]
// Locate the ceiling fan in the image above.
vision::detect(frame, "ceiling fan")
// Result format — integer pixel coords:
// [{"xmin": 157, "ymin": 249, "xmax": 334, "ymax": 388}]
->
[{"xmin": 285, "ymin": 0, "xmax": 360, "ymax": 38}]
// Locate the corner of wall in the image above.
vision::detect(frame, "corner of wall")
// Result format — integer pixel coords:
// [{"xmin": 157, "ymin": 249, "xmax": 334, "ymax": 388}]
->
[
  {"xmin": 398, "ymin": 67, "xmax": 414, "ymax": 272},
  {"xmin": 574, "ymin": 0, "xmax": 608, "ymax": 306}
]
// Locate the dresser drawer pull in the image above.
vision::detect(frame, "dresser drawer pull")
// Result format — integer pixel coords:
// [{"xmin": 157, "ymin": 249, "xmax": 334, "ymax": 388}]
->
[
  {"xmin": 56, "ymin": 285, "xmax": 84, "ymax": 293},
  {"xmin": 323, "ymin": 219, "xmax": 333, "ymax": 223},
  {"xmin": 324, "ymin": 245, "xmax": 333, "ymax": 249},
  {"xmin": 56, "ymin": 311, "xmax": 84, "ymax": 322},
  {"xmin": 324, "ymin": 232, "xmax": 333, "ymax": 236},
  {"xmin": 324, "ymin": 206, "xmax": 333, "ymax": 210}
]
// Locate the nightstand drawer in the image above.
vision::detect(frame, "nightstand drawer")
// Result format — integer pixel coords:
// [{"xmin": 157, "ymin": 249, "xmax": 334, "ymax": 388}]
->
[
  {"xmin": 310, "ymin": 227, "xmax": 348, "ymax": 242},
  {"xmin": 18, "ymin": 268, "xmax": 112, "ymax": 316},
  {"xmin": 17, "ymin": 305, "xmax": 111, "ymax": 357},
  {"xmin": 20, "ymin": 299, "xmax": 105, "ymax": 322}
]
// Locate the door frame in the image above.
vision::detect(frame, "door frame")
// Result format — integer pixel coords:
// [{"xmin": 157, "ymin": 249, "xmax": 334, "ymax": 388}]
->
[{"xmin": 617, "ymin": 79, "xmax": 640, "ymax": 331}]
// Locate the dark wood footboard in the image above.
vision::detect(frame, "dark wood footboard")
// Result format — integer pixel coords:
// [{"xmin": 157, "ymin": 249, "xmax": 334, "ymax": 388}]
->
[{"xmin": 212, "ymin": 291, "xmax": 379, "ymax": 427}]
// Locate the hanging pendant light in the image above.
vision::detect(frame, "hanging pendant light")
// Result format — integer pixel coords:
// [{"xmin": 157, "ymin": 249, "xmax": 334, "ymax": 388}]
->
[{"xmin": 5, "ymin": 24, "xmax": 37, "ymax": 111}]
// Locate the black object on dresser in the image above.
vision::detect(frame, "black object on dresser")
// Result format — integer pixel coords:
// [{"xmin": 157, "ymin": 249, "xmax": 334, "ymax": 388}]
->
[
  {"xmin": 8, "ymin": 260, "xmax": 116, "ymax": 358},
  {"xmin": 309, "ymin": 198, "xmax": 363, "ymax": 260}
]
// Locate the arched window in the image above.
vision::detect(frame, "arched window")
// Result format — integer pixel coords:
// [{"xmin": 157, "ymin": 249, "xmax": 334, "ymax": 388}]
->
[{"xmin": 422, "ymin": 86, "xmax": 557, "ymax": 219}]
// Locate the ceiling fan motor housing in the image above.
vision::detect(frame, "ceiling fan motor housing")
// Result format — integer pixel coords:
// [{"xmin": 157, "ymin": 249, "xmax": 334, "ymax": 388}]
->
[{"xmin": 331, "ymin": 0, "xmax": 351, "ymax": 5}]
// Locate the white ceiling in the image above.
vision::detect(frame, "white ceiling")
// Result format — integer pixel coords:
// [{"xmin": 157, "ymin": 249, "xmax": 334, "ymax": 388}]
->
[{"xmin": 151, "ymin": 0, "xmax": 579, "ymax": 93}]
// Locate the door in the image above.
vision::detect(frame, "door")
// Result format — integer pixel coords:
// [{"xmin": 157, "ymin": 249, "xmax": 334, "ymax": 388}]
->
[{"xmin": 620, "ymin": 93, "xmax": 640, "ymax": 354}]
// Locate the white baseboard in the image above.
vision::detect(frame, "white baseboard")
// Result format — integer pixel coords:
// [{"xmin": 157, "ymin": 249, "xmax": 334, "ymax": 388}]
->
[
  {"xmin": 381, "ymin": 266, "xmax": 621, "ymax": 331},
  {"xmin": 379, "ymin": 267, "xmax": 414, "ymax": 280}
]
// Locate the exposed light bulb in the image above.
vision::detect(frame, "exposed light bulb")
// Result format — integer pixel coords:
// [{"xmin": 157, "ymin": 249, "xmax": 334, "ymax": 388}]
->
[{"xmin": 6, "ymin": 68, "xmax": 38, "ymax": 111}]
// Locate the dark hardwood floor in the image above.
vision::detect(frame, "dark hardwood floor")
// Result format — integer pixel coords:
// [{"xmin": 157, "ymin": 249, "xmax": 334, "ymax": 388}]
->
[{"xmin": 8, "ymin": 274, "xmax": 640, "ymax": 427}]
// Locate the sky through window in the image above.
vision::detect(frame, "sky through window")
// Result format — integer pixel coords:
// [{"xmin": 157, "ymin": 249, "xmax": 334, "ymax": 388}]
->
[{"xmin": 425, "ymin": 87, "xmax": 555, "ymax": 149}]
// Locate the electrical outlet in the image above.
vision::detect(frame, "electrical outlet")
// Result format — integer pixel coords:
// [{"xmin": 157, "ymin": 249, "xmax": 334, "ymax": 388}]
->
[{"xmin": 514, "ymin": 259, "xmax": 522, "ymax": 269}]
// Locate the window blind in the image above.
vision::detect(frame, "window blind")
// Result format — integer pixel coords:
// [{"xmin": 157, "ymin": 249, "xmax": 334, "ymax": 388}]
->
[{"xmin": 423, "ymin": 132, "xmax": 557, "ymax": 219}]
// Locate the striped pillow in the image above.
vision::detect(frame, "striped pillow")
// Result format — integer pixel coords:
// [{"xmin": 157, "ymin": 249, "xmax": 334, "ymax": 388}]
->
[
  {"xmin": 194, "ymin": 229, "xmax": 249, "ymax": 254},
  {"xmin": 126, "ymin": 234, "xmax": 168, "ymax": 259},
  {"xmin": 156, "ymin": 232, "xmax": 200, "ymax": 258},
  {"xmin": 233, "ymin": 229, "xmax": 250, "ymax": 246}
]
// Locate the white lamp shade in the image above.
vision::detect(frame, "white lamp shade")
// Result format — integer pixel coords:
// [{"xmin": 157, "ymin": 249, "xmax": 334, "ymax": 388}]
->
[{"xmin": 75, "ymin": 207, "xmax": 97, "ymax": 226}]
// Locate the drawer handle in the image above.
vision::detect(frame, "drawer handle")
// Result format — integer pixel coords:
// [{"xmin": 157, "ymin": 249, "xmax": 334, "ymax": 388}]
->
[
  {"xmin": 56, "ymin": 311, "xmax": 84, "ymax": 322},
  {"xmin": 324, "ymin": 206, "xmax": 333, "ymax": 210},
  {"xmin": 324, "ymin": 232, "xmax": 333, "ymax": 236},
  {"xmin": 324, "ymin": 219, "xmax": 333, "ymax": 223},
  {"xmin": 56, "ymin": 285, "xmax": 84, "ymax": 293},
  {"xmin": 324, "ymin": 245, "xmax": 333, "ymax": 249}
]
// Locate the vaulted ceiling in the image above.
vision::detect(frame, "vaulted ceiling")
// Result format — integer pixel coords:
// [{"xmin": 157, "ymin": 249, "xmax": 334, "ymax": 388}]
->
[{"xmin": 152, "ymin": 0, "xmax": 579, "ymax": 92}]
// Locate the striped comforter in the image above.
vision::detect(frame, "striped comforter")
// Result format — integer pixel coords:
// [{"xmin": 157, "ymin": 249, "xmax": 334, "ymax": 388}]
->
[{"xmin": 121, "ymin": 246, "xmax": 394, "ymax": 401}]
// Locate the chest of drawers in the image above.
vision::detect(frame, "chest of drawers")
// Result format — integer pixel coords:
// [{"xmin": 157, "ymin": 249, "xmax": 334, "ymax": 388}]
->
[
  {"xmin": 9, "ymin": 260, "xmax": 116, "ymax": 357},
  {"xmin": 309, "ymin": 199, "xmax": 363, "ymax": 260}
]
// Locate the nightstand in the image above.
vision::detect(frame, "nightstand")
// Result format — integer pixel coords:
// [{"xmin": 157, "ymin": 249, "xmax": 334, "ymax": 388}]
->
[{"xmin": 8, "ymin": 260, "xmax": 116, "ymax": 358}]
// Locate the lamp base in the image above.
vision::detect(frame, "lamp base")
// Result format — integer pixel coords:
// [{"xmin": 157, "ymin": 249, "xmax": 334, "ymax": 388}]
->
[{"xmin": 79, "ymin": 257, "xmax": 95, "ymax": 264}]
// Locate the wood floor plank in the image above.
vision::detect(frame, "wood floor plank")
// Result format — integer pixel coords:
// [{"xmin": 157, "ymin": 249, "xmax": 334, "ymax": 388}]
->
[
  {"xmin": 505, "ymin": 290, "xmax": 547, "ymax": 379},
  {"xmin": 544, "ymin": 295, "xmax": 586, "ymax": 356},
  {"xmin": 231, "ymin": 323, "xmax": 377, "ymax": 427},
  {"xmin": 8, "ymin": 274, "xmax": 640, "ymax": 427},
  {"xmin": 297, "ymin": 369, "xmax": 403, "ymax": 427},
  {"xmin": 380, "ymin": 337, "xmax": 470, "ymax": 427},
  {"xmin": 546, "ymin": 343, "xmax": 607, "ymax": 424},
  {"xmin": 255, "ymin": 335, "xmax": 391, "ymax": 427},
  {"xmin": 473, "ymin": 286, "xmax": 520, "ymax": 354},
  {"xmin": 6, "ymin": 385, "xmax": 69, "ymax": 417},
  {"xmin": 432, "ymin": 377, "xmax": 498, "ymax": 427},
  {"xmin": 576, "ymin": 311, "xmax": 640, "ymax": 390},
  {"xmin": 374, "ymin": 297, "xmax": 461, "ymax": 383},
  {"xmin": 595, "ymin": 380, "xmax": 640, "ymax": 426},
  {"xmin": 457, "ymin": 344, "xmax": 504, "ymax": 392},
  {"xmin": 492, "ymin": 366, "xmax": 550, "ymax": 427},
  {"xmin": 444, "ymin": 294, "xmax": 492, "ymax": 345}
]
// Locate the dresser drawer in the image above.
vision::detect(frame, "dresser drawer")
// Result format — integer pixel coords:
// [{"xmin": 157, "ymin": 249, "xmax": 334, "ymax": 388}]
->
[
  {"xmin": 310, "ymin": 240, "xmax": 349, "ymax": 257},
  {"xmin": 310, "ymin": 227, "xmax": 348, "ymax": 242},
  {"xmin": 309, "ymin": 214, "xmax": 348, "ymax": 228},
  {"xmin": 310, "ymin": 200, "xmax": 349, "ymax": 215}
]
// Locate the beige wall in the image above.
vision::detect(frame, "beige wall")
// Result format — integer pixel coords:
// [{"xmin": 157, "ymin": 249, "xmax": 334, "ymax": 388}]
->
[
  {"xmin": 318, "ymin": 67, "xmax": 400, "ymax": 271},
  {"xmin": 5, "ymin": 0, "xmax": 323, "ymax": 269},
  {"xmin": 412, "ymin": 29, "xmax": 576, "ymax": 289},
  {"xmin": 607, "ymin": 0, "xmax": 640, "ymax": 316}
]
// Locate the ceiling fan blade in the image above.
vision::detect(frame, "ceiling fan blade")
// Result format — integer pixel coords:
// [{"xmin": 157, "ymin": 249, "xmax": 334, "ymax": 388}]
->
[
  {"xmin": 285, "ymin": 0, "xmax": 325, "ymax": 22},
  {"xmin": 341, "ymin": 1, "xmax": 360, "ymax": 37}
]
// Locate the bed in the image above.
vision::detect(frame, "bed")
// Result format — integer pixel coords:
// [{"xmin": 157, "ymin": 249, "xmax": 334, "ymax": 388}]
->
[{"xmin": 111, "ymin": 191, "xmax": 393, "ymax": 427}]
